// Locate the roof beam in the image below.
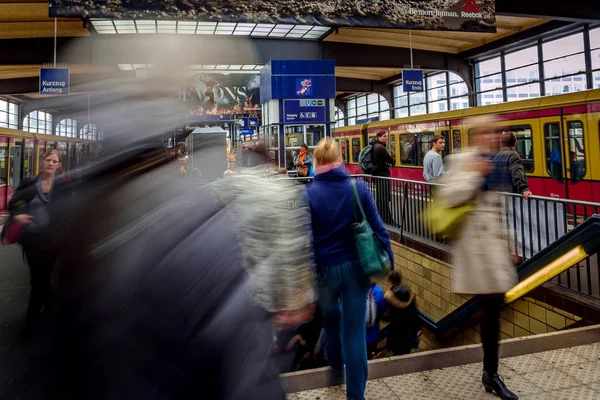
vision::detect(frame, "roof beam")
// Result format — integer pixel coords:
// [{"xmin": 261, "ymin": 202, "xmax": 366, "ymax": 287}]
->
[
  {"xmin": 0, "ymin": 21, "xmax": 89, "ymax": 39},
  {"xmin": 497, "ymin": 0, "xmax": 600, "ymax": 22},
  {"xmin": 323, "ymin": 42, "xmax": 472, "ymax": 88},
  {"xmin": 0, "ymin": 35, "xmax": 321, "ymax": 65},
  {"xmin": 0, "ymin": 3, "xmax": 73, "ymax": 22}
]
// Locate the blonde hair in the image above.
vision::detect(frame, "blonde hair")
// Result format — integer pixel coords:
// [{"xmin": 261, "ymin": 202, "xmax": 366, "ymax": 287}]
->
[
  {"xmin": 43, "ymin": 149, "xmax": 62, "ymax": 163},
  {"xmin": 313, "ymin": 138, "xmax": 340, "ymax": 168}
]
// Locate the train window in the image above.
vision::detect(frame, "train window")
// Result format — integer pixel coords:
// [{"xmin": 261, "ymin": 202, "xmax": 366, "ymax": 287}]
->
[
  {"xmin": 9, "ymin": 143, "xmax": 21, "ymax": 189},
  {"xmin": 351, "ymin": 137, "xmax": 361, "ymax": 163},
  {"xmin": 498, "ymin": 125, "xmax": 534, "ymax": 173},
  {"xmin": 567, "ymin": 121, "xmax": 586, "ymax": 182},
  {"xmin": 342, "ymin": 138, "xmax": 350, "ymax": 164},
  {"xmin": 452, "ymin": 130, "xmax": 462, "ymax": 152},
  {"xmin": 0, "ymin": 144, "xmax": 7, "ymax": 185},
  {"xmin": 419, "ymin": 132, "xmax": 434, "ymax": 166},
  {"xmin": 544, "ymin": 123, "xmax": 563, "ymax": 182},
  {"xmin": 23, "ymin": 142, "xmax": 33, "ymax": 178},
  {"xmin": 389, "ymin": 134, "xmax": 397, "ymax": 166},
  {"xmin": 57, "ymin": 142, "xmax": 68, "ymax": 172},
  {"xmin": 399, "ymin": 134, "xmax": 416, "ymax": 166},
  {"xmin": 440, "ymin": 130, "xmax": 450, "ymax": 158}
]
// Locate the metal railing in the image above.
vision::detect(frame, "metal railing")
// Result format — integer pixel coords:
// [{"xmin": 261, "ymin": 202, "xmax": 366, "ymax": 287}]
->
[
  {"xmin": 285, "ymin": 173, "xmax": 599, "ymax": 297},
  {"xmin": 350, "ymin": 174, "xmax": 600, "ymax": 298}
]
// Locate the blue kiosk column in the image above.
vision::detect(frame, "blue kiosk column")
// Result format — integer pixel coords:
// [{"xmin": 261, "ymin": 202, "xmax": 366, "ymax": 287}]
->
[{"xmin": 260, "ymin": 60, "xmax": 336, "ymax": 169}]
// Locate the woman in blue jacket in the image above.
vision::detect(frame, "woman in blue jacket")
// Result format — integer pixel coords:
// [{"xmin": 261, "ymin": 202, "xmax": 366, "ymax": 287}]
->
[{"xmin": 306, "ymin": 138, "xmax": 394, "ymax": 400}]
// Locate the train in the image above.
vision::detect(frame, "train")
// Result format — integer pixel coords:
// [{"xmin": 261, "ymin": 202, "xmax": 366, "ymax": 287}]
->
[
  {"xmin": 333, "ymin": 89, "xmax": 600, "ymax": 203},
  {"xmin": 0, "ymin": 127, "xmax": 101, "ymax": 211}
]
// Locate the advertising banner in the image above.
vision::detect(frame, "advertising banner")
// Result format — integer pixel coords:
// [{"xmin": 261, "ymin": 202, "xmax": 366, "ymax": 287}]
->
[
  {"xmin": 49, "ymin": 0, "xmax": 496, "ymax": 32},
  {"xmin": 177, "ymin": 72, "xmax": 261, "ymax": 117}
]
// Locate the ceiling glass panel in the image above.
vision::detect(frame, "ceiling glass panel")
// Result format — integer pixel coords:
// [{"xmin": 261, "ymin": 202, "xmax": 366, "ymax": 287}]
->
[{"xmin": 90, "ymin": 19, "xmax": 330, "ymax": 40}]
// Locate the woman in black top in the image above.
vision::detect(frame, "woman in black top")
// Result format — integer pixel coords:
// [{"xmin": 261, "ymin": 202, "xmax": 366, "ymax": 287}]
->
[{"xmin": 4, "ymin": 149, "xmax": 67, "ymax": 338}]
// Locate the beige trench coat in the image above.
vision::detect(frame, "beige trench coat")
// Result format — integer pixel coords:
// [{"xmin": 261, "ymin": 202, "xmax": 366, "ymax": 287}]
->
[{"xmin": 436, "ymin": 150, "xmax": 518, "ymax": 295}]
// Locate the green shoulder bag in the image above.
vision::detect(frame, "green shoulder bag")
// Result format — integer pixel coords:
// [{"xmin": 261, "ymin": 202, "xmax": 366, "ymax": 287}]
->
[{"xmin": 350, "ymin": 180, "xmax": 392, "ymax": 277}]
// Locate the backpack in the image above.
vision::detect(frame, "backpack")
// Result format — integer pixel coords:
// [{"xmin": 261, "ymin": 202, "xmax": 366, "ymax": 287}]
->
[{"xmin": 358, "ymin": 145, "xmax": 376, "ymax": 174}]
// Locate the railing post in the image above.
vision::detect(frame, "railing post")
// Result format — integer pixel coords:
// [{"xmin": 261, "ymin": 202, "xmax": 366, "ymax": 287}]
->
[{"xmin": 401, "ymin": 182, "xmax": 408, "ymax": 241}]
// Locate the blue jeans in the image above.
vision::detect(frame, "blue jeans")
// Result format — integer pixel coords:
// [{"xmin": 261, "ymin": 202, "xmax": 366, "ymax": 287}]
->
[{"xmin": 318, "ymin": 261, "xmax": 370, "ymax": 400}]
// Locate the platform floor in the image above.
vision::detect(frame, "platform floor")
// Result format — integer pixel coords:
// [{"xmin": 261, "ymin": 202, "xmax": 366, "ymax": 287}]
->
[{"xmin": 287, "ymin": 342, "xmax": 600, "ymax": 400}]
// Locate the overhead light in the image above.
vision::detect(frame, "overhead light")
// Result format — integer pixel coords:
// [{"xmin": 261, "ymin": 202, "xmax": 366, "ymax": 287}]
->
[{"xmin": 89, "ymin": 19, "xmax": 330, "ymax": 39}]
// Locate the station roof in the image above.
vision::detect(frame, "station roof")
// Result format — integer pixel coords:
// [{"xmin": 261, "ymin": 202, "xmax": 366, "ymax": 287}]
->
[{"xmin": 0, "ymin": 0, "xmax": 597, "ymax": 105}]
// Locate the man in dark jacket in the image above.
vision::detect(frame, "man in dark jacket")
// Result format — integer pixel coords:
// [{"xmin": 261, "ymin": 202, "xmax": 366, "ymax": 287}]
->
[
  {"xmin": 370, "ymin": 130, "xmax": 395, "ymax": 225},
  {"xmin": 492, "ymin": 132, "xmax": 532, "ymax": 199},
  {"xmin": 49, "ymin": 78, "xmax": 284, "ymax": 400}
]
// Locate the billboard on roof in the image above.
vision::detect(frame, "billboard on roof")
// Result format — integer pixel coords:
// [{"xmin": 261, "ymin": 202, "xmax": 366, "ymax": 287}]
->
[
  {"xmin": 49, "ymin": 0, "xmax": 496, "ymax": 33},
  {"xmin": 171, "ymin": 72, "xmax": 261, "ymax": 117}
]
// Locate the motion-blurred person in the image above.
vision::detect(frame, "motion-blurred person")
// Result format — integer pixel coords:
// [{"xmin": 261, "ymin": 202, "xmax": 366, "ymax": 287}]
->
[
  {"xmin": 51, "ymin": 78, "xmax": 287, "ymax": 400},
  {"xmin": 369, "ymin": 131, "xmax": 395, "ymax": 225},
  {"xmin": 2, "ymin": 149, "xmax": 69, "ymax": 339},
  {"xmin": 423, "ymin": 135, "xmax": 446, "ymax": 182},
  {"xmin": 436, "ymin": 126, "xmax": 519, "ymax": 400},
  {"xmin": 207, "ymin": 143, "xmax": 317, "ymax": 328},
  {"xmin": 306, "ymin": 138, "xmax": 393, "ymax": 400},
  {"xmin": 366, "ymin": 282, "xmax": 385, "ymax": 360},
  {"xmin": 489, "ymin": 132, "xmax": 532, "ymax": 262},
  {"xmin": 382, "ymin": 271, "xmax": 421, "ymax": 356}
]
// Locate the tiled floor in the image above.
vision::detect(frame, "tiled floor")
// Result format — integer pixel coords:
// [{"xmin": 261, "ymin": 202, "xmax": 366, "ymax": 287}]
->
[{"xmin": 288, "ymin": 342, "xmax": 600, "ymax": 400}]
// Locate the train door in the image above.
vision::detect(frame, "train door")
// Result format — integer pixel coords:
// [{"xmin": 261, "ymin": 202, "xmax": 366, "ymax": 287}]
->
[
  {"xmin": 561, "ymin": 115, "xmax": 590, "ymax": 201},
  {"xmin": 10, "ymin": 138, "xmax": 22, "ymax": 194},
  {"xmin": 541, "ymin": 118, "xmax": 566, "ymax": 198},
  {"xmin": 23, "ymin": 138, "xmax": 34, "ymax": 179},
  {"xmin": 0, "ymin": 137, "xmax": 8, "ymax": 211}
]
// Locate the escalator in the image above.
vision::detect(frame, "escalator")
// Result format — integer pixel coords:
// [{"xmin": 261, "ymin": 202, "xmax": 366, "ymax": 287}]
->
[{"xmin": 420, "ymin": 215, "xmax": 600, "ymax": 340}]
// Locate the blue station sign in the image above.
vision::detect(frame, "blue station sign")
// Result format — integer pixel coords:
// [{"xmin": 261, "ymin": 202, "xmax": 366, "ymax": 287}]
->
[
  {"xmin": 39, "ymin": 68, "xmax": 70, "ymax": 95},
  {"xmin": 283, "ymin": 99, "xmax": 326, "ymax": 123},
  {"xmin": 403, "ymin": 69, "xmax": 424, "ymax": 92}
]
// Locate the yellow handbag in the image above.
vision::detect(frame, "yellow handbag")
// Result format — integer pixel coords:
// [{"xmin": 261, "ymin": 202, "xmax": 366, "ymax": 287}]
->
[{"xmin": 421, "ymin": 196, "xmax": 476, "ymax": 240}]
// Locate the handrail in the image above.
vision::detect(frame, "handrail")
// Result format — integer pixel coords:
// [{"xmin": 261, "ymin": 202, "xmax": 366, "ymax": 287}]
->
[
  {"xmin": 348, "ymin": 173, "xmax": 600, "ymax": 208},
  {"xmin": 424, "ymin": 215, "xmax": 600, "ymax": 339}
]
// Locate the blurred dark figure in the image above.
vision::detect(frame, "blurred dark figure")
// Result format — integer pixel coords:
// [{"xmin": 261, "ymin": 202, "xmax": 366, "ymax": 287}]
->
[
  {"xmin": 293, "ymin": 308, "xmax": 325, "ymax": 371},
  {"xmin": 382, "ymin": 271, "xmax": 421, "ymax": 356},
  {"xmin": 51, "ymin": 78, "xmax": 284, "ymax": 400}
]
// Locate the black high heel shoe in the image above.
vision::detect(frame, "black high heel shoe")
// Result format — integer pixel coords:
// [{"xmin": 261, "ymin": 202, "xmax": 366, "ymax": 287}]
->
[{"xmin": 482, "ymin": 371, "xmax": 518, "ymax": 400}]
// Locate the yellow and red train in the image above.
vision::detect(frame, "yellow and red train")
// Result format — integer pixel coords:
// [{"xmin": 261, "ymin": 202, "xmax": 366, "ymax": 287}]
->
[
  {"xmin": 333, "ymin": 89, "xmax": 600, "ymax": 203},
  {"xmin": 0, "ymin": 127, "xmax": 101, "ymax": 212}
]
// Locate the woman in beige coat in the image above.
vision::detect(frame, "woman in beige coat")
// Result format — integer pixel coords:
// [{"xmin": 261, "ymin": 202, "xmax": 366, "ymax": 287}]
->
[{"xmin": 437, "ymin": 139, "xmax": 519, "ymax": 400}]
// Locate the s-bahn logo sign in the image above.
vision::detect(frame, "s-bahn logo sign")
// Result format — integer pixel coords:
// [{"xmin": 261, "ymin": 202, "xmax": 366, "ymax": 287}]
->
[
  {"xmin": 49, "ymin": 0, "xmax": 496, "ymax": 33},
  {"xmin": 296, "ymin": 79, "xmax": 312, "ymax": 96}
]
